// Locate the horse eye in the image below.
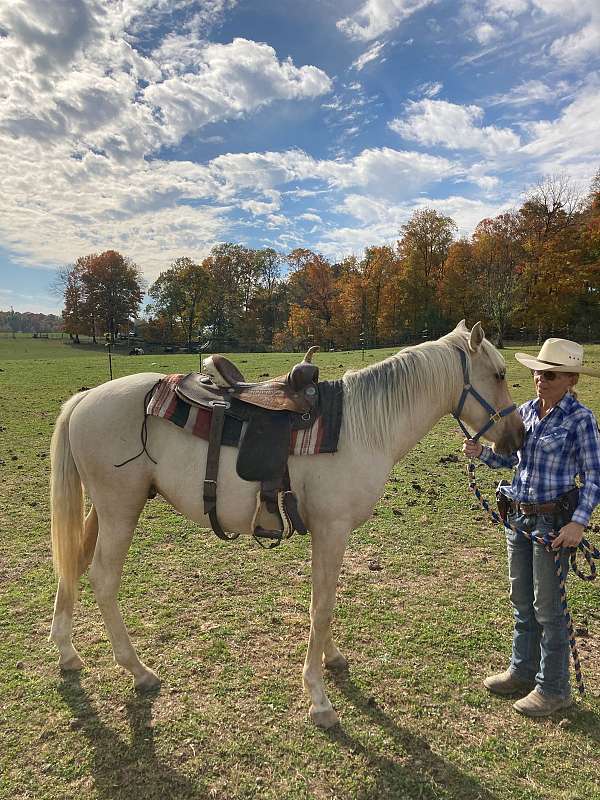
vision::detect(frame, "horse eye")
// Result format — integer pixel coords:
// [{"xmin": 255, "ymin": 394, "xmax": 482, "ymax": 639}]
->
[{"xmin": 496, "ymin": 372, "xmax": 506, "ymax": 381}]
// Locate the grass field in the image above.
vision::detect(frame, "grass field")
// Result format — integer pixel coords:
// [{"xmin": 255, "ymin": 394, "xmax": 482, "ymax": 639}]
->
[{"xmin": 1, "ymin": 336, "xmax": 599, "ymax": 800}]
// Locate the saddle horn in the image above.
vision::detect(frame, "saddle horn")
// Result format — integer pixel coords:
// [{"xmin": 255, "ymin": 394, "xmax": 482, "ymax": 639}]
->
[
  {"xmin": 289, "ymin": 346, "xmax": 320, "ymax": 392},
  {"xmin": 303, "ymin": 346, "xmax": 320, "ymax": 363}
]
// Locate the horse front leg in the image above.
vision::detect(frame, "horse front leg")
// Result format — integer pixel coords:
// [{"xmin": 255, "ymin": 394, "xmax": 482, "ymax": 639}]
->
[
  {"xmin": 323, "ymin": 634, "xmax": 349, "ymax": 672},
  {"xmin": 303, "ymin": 524, "xmax": 349, "ymax": 728},
  {"xmin": 50, "ymin": 504, "xmax": 99, "ymax": 670}
]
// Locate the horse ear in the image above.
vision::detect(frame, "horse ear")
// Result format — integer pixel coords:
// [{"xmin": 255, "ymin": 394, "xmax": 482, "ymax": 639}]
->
[
  {"xmin": 469, "ymin": 321, "xmax": 485, "ymax": 352},
  {"xmin": 454, "ymin": 319, "xmax": 468, "ymax": 332}
]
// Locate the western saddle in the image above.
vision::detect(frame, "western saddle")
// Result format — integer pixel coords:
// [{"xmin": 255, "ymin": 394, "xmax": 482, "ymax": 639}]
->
[{"xmin": 175, "ymin": 347, "xmax": 320, "ymax": 545}]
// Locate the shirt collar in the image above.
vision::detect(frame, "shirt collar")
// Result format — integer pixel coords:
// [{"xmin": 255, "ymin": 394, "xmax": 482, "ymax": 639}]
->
[{"xmin": 557, "ymin": 392, "xmax": 577, "ymax": 414}]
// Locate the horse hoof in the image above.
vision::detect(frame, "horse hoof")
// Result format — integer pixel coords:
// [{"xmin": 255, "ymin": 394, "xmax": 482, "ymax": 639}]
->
[
  {"xmin": 310, "ymin": 706, "xmax": 339, "ymax": 729},
  {"xmin": 325, "ymin": 655, "xmax": 349, "ymax": 672},
  {"xmin": 59, "ymin": 654, "xmax": 85, "ymax": 671},
  {"xmin": 134, "ymin": 670, "xmax": 161, "ymax": 692}
]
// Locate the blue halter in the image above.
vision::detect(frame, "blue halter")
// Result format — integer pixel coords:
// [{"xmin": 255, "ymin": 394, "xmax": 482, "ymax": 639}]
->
[{"xmin": 452, "ymin": 347, "xmax": 516, "ymax": 442}]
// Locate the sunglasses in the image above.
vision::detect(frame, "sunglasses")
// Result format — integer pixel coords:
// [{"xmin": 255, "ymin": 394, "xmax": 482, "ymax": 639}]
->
[{"xmin": 532, "ymin": 370, "xmax": 559, "ymax": 381}]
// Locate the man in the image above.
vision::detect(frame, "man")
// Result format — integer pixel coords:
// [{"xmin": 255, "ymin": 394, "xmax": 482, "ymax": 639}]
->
[{"xmin": 463, "ymin": 338, "xmax": 600, "ymax": 717}]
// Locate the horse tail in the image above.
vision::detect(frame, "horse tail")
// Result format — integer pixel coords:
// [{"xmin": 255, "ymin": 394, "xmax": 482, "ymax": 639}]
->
[{"xmin": 50, "ymin": 391, "xmax": 89, "ymax": 600}]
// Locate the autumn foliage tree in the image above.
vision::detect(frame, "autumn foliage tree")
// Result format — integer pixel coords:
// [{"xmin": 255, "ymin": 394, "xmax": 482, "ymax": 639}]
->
[
  {"xmin": 438, "ymin": 239, "xmax": 480, "ymax": 323},
  {"xmin": 397, "ymin": 208, "xmax": 457, "ymax": 335},
  {"xmin": 61, "ymin": 250, "xmax": 144, "ymax": 341},
  {"xmin": 472, "ymin": 212, "xmax": 525, "ymax": 347},
  {"xmin": 58, "ymin": 170, "xmax": 600, "ymax": 351},
  {"xmin": 148, "ymin": 257, "xmax": 209, "ymax": 349}
]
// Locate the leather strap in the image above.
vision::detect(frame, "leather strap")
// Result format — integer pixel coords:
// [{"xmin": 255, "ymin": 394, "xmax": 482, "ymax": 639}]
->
[
  {"xmin": 203, "ymin": 402, "xmax": 240, "ymax": 541},
  {"xmin": 452, "ymin": 347, "xmax": 516, "ymax": 442},
  {"xmin": 510, "ymin": 498, "xmax": 565, "ymax": 515},
  {"xmin": 516, "ymin": 500, "xmax": 561, "ymax": 515}
]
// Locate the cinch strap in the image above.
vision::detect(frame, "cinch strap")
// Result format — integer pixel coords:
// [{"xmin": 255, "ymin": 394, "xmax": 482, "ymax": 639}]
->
[{"xmin": 204, "ymin": 401, "xmax": 240, "ymax": 541}]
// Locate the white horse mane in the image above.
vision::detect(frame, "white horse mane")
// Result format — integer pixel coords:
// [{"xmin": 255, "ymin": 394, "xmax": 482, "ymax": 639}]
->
[{"xmin": 341, "ymin": 331, "xmax": 478, "ymax": 449}]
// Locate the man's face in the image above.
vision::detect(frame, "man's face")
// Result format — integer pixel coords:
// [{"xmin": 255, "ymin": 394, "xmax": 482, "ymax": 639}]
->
[{"xmin": 533, "ymin": 370, "xmax": 576, "ymax": 406}]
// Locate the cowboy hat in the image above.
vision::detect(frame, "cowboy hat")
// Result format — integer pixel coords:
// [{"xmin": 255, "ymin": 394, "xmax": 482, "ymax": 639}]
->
[{"xmin": 515, "ymin": 338, "xmax": 600, "ymax": 377}]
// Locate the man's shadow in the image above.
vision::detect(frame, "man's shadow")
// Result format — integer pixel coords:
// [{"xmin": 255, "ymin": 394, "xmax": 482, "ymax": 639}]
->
[
  {"xmin": 326, "ymin": 668, "xmax": 498, "ymax": 800},
  {"xmin": 58, "ymin": 673, "xmax": 203, "ymax": 800}
]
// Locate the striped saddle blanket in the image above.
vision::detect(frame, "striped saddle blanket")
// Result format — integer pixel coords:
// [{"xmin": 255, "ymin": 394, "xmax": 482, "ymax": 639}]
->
[{"xmin": 147, "ymin": 373, "xmax": 344, "ymax": 456}]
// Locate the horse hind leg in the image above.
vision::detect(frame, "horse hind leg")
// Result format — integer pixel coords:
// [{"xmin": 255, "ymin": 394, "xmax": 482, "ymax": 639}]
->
[
  {"xmin": 88, "ymin": 506, "xmax": 160, "ymax": 691},
  {"xmin": 50, "ymin": 504, "xmax": 99, "ymax": 670}
]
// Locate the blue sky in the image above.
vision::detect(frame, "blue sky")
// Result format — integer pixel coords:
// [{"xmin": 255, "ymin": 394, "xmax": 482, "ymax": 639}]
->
[{"xmin": 1, "ymin": 0, "xmax": 599, "ymax": 315}]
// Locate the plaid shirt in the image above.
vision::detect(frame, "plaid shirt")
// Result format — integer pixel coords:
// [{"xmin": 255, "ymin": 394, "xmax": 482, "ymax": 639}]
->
[{"xmin": 480, "ymin": 392, "xmax": 600, "ymax": 527}]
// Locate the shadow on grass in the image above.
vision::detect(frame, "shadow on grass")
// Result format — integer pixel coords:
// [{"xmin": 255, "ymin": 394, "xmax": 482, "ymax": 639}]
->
[
  {"xmin": 58, "ymin": 673, "xmax": 204, "ymax": 800},
  {"xmin": 327, "ymin": 669, "xmax": 497, "ymax": 800},
  {"xmin": 566, "ymin": 704, "xmax": 600, "ymax": 743}
]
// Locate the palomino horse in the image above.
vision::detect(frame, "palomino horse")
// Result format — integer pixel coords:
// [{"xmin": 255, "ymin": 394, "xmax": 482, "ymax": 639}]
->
[{"xmin": 49, "ymin": 321, "xmax": 524, "ymax": 728}]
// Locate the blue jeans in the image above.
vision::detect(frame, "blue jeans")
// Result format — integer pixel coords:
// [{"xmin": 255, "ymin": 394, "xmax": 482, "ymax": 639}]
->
[{"xmin": 505, "ymin": 511, "xmax": 571, "ymax": 699}]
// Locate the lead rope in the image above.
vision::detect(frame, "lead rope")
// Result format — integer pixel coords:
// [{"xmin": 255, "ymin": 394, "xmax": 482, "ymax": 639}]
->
[{"xmin": 466, "ymin": 459, "xmax": 600, "ymax": 696}]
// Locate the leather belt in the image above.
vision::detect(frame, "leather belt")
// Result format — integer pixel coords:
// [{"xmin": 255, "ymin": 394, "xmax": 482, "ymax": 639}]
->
[{"xmin": 510, "ymin": 499, "xmax": 562, "ymax": 515}]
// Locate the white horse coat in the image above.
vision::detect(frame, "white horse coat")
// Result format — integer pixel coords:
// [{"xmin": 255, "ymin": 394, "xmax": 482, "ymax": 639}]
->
[{"xmin": 49, "ymin": 321, "xmax": 524, "ymax": 727}]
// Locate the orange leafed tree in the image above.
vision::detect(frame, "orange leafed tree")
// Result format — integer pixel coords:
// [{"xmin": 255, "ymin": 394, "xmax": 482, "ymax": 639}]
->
[
  {"xmin": 471, "ymin": 213, "xmax": 524, "ymax": 347},
  {"xmin": 61, "ymin": 250, "xmax": 144, "ymax": 342},
  {"xmin": 437, "ymin": 238, "xmax": 481, "ymax": 323}
]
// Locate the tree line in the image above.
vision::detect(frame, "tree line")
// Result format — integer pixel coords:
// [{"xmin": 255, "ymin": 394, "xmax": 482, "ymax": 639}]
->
[
  {"xmin": 58, "ymin": 172, "xmax": 600, "ymax": 349},
  {"xmin": 0, "ymin": 309, "xmax": 62, "ymax": 335}
]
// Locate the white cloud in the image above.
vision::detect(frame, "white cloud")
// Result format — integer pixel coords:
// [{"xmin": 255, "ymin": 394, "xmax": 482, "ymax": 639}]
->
[
  {"xmin": 549, "ymin": 21, "xmax": 600, "ymax": 65},
  {"xmin": 0, "ymin": 3, "xmax": 336, "ymax": 281},
  {"xmin": 487, "ymin": 79, "xmax": 572, "ymax": 106},
  {"xmin": 315, "ymin": 193, "xmax": 514, "ymax": 259},
  {"xmin": 519, "ymin": 81, "xmax": 600, "ymax": 176},
  {"xmin": 531, "ymin": 1, "xmax": 600, "ymax": 64},
  {"xmin": 390, "ymin": 99, "xmax": 520, "ymax": 155},
  {"xmin": 144, "ymin": 38, "xmax": 332, "ymax": 147},
  {"xmin": 352, "ymin": 40, "xmax": 387, "ymax": 71},
  {"xmin": 0, "ymin": 134, "xmax": 473, "ymax": 282},
  {"xmin": 337, "ymin": 0, "xmax": 436, "ymax": 42},
  {"xmin": 470, "ymin": 0, "xmax": 600, "ymax": 67},
  {"xmin": 316, "ymin": 147, "xmax": 460, "ymax": 195},
  {"xmin": 466, "ymin": 170, "xmax": 500, "ymax": 191},
  {"xmin": 300, "ymin": 213, "xmax": 323, "ymax": 223},
  {"xmin": 0, "ymin": 4, "xmax": 332, "ymax": 161},
  {"xmin": 474, "ymin": 22, "xmax": 498, "ymax": 44},
  {"xmin": 0, "ymin": 286, "xmax": 64, "ymax": 316},
  {"xmin": 416, "ymin": 195, "xmax": 514, "ymax": 235},
  {"xmin": 240, "ymin": 198, "xmax": 281, "ymax": 216},
  {"xmin": 485, "ymin": 0, "xmax": 528, "ymax": 19},
  {"xmin": 416, "ymin": 81, "xmax": 443, "ymax": 98},
  {"xmin": 340, "ymin": 194, "xmax": 400, "ymax": 225}
]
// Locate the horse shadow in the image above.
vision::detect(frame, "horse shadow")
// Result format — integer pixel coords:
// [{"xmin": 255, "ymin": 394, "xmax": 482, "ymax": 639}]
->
[
  {"xmin": 326, "ymin": 669, "xmax": 497, "ymax": 800},
  {"xmin": 58, "ymin": 673, "xmax": 203, "ymax": 800}
]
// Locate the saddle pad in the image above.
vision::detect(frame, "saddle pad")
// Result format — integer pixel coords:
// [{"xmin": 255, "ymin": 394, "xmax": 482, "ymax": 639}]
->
[{"xmin": 147, "ymin": 374, "xmax": 344, "ymax": 455}]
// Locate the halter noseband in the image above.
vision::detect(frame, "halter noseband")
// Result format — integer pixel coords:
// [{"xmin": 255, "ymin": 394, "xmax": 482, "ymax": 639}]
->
[{"xmin": 452, "ymin": 347, "xmax": 516, "ymax": 442}]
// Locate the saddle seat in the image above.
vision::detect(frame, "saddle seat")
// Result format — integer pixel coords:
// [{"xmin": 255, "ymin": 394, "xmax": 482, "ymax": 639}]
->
[{"xmin": 177, "ymin": 346, "xmax": 320, "ymax": 415}]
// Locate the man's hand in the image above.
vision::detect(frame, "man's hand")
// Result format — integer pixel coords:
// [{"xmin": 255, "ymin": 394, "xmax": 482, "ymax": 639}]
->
[
  {"xmin": 552, "ymin": 521, "xmax": 585, "ymax": 549},
  {"xmin": 462, "ymin": 438, "xmax": 483, "ymax": 459}
]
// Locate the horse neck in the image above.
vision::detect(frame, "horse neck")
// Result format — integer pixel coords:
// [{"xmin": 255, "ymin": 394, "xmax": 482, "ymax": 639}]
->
[{"xmin": 340, "ymin": 340, "xmax": 462, "ymax": 463}]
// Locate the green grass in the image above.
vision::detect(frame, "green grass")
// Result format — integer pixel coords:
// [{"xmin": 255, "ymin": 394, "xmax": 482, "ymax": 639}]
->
[{"xmin": 1, "ymin": 338, "xmax": 599, "ymax": 800}]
